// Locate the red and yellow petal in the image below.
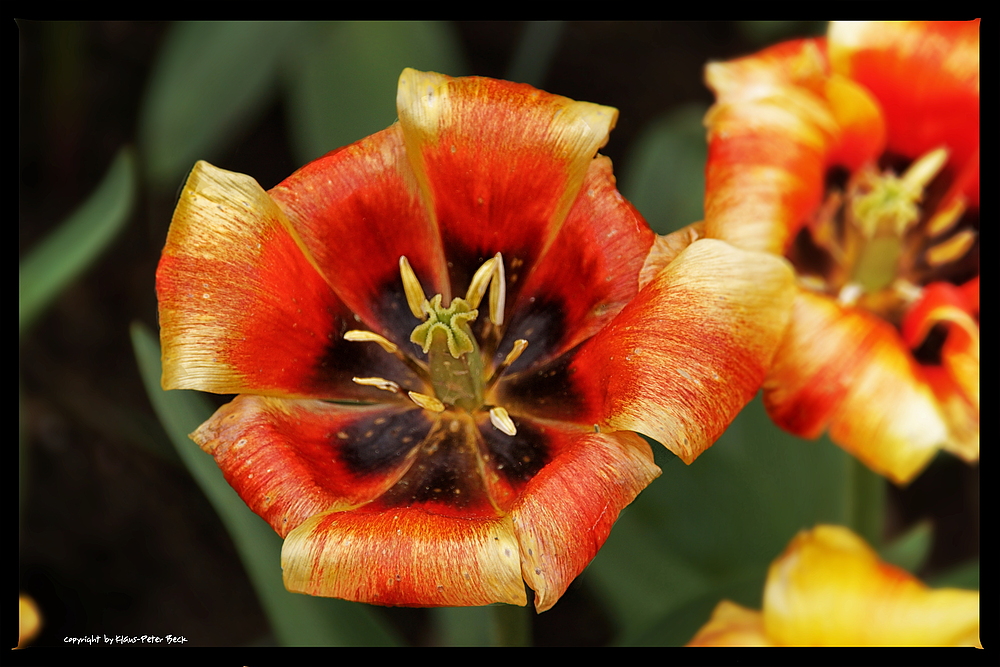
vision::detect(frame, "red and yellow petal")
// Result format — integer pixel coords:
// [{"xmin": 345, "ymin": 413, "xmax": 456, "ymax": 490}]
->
[
  {"xmin": 282, "ymin": 506, "xmax": 526, "ymax": 607},
  {"xmin": 829, "ymin": 21, "xmax": 980, "ymax": 168},
  {"xmin": 396, "ymin": 68, "xmax": 618, "ymax": 307},
  {"xmin": 268, "ymin": 126, "xmax": 448, "ymax": 343},
  {"xmin": 569, "ymin": 238, "xmax": 796, "ymax": 464},
  {"xmin": 703, "ymin": 39, "xmax": 839, "ymax": 255},
  {"xmin": 157, "ymin": 161, "xmax": 421, "ymax": 401},
  {"xmin": 498, "ymin": 155, "xmax": 656, "ymax": 372},
  {"xmin": 192, "ymin": 394, "xmax": 433, "ymax": 537},
  {"xmin": 507, "ymin": 426, "xmax": 659, "ymax": 612},
  {"xmin": 763, "ymin": 291, "xmax": 951, "ymax": 484},
  {"xmin": 763, "ymin": 525, "xmax": 980, "ymax": 646}
]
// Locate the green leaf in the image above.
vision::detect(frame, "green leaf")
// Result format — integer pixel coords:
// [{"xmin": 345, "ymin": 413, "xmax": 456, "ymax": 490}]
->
[
  {"xmin": 879, "ymin": 521, "xmax": 933, "ymax": 574},
  {"xmin": 140, "ymin": 21, "xmax": 301, "ymax": 189},
  {"xmin": 928, "ymin": 559, "xmax": 979, "ymax": 590},
  {"xmin": 19, "ymin": 147, "xmax": 136, "ymax": 338},
  {"xmin": 586, "ymin": 396, "xmax": 854, "ymax": 645},
  {"xmin": 284, "ymin": 21, "xmax": 466, "ymax": 164},
  {"xmin": 619, "ymin": 104, "xmax": 708, "ymax": 236},
  {"xmin": 130, "ymin": 322, "xmax": 400, "ymax": 647}
]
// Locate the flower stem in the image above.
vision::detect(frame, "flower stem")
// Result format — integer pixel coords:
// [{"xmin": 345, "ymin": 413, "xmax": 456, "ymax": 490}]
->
[{"xmin": 845, "ymin": 456, "xmax": 886, "ymax": 548}]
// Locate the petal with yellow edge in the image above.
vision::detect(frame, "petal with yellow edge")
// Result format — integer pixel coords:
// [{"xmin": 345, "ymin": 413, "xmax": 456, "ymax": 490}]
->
[
  {"xmin": 507, "ymin": 427, "xmax": 659, "ymax": 612},
  {"xmin": 557, "ymin": 238, "xmax": 795, "ymax": 463},
  {"xmin": 157, "ymin": 161, "xmax": 423, "ymax": 401},
  {"xmin": 396, "ymin": 68, "xmax": 618, "ymax": 307},
  {"xmin": 282, "ymin": 506, "xmax": 526, "ymax": 608}
]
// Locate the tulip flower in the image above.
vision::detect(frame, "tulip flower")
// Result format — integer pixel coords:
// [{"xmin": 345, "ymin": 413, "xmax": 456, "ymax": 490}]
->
[
  {"xmin": 157, "ymin": 69, "xmax": 794, "ymax": 611},
  {"xmin": 703, "ymin": 21, "xmax": 980, "ymax": 483},
  {"xmin": 687, "ymin": 525, "xmax": 980, "ymax": 646}
]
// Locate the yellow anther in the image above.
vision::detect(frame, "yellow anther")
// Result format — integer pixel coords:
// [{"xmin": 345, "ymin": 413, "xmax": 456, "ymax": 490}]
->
[
  {"xmin": 352, "ymin": 377, "xmax": 401, "ymax": 394},
  {"xmin": 408, "ymin": 391, "xmax": 445, "ymax": 413},
  {"xmin": 902, "ymin": 147, "xmax": 949, "ymax": 195},
  {"xmin": 489, "ymin": 406, "xmax": 517, "ymax": 436},
  {"xmin": 344, "ymin": 330, "xmax": 398, "ymax": 354},
  {"xmin": 502, "ymin": 339, "xmax": 528, "ymax": 367},
  {"xmin": 489, "ymin": 252, "xmax": 506, "ymax": 327},
  {"xmin": 926, "ymin": 229, "xmax": 976, "ymax": 268},
  {"xmin": 927, "ymin": 196, "xmax": 967, "ymax": 237},
  {"xmin": 399, "ymin": 256, "xmax": 428, "ymax": 320},
  {"xmin": 465, "ymin": 256, "xmax": 499, "ymax": 309}
]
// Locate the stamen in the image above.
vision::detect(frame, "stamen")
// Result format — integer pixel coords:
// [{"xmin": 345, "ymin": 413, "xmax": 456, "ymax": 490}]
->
[
  {"xmin": 927, "ymin": 196, "xmax": 967, "ymax": 237},
  {"xmin": 489, "ymin": 406, "xmax": 517, "ymax": 436},
  {"xmin": 926, "ymin": 229, "xmax": 976, "ymax": 268},
  {"xmin": 352, "ymin": 377, "xmax": 401, "ymax": 393},
  {"xmin": 489, "ymin": 252, "xmax": 506, "ymax": 326},
  {"xmin": 465, "ymin": 256, "xmax": 499, "ymax": 309},
  {"xmin": 902, "ymin": 147, "xmax": 949, "ymax": 194},
  {"xmin": 409, "ymin": 391, "xmax": 445, "ymax": 413},
  {"xmin": 485, "ymin": 339, "xmax": 529, "ymax": 390},
  {"xmin": 344, "ymin": 330, "xmax": 398, "ymax": 353},
  {"xmin": 399, "ymin": 256, "xmax": 428, "ymax": 320}
]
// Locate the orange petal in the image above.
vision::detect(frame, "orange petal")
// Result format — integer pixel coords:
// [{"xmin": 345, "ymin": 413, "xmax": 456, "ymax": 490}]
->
[
  {"xmin": 156, "ymin": 161, "xmax": 422, "ymax": 401},
  {"xmin": 192, "ymin": 395, "xmax": 432, "ymax": 537},
  {"xmin": 507, "ymin": 427, "xmax": 660, "ymax": 612},
  {"xmin": 396, "ymin": 68, "xmax": 618, "ymax": 308},
  {"xmin": 686, "ymin": 601, "xmax": 773, "ymax": 646},
  {"xmin": 763, "ymin": 525, "xmax": 980, "ymax": 646},
  {"xmin": 498, "ymin": 155, "xmax": 655, "ymax": 372},
  {"xmin": 281, "ymin": 505, "xmax": 526, "ymax": 608},
  {"xmin": 703, "ymin": 39, "xmax": 837, "ymax": 254},
  {"xmin": 571, "ymin": 238, "xmax": 796, "ymax": 463},
  {"xmin": 268, "ymin": 125, "xmax": 449, "ymax": 341},
  {"xmin": 764, "ymin": 290, "xmax": 951, "ymax": 484},
  {"xmin": 829, "ymin": 21, "xmax": 980, "ymax": 169}
]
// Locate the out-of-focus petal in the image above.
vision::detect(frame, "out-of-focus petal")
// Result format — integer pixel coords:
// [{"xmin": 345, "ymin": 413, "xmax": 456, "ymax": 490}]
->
[
  {"xmin": 687, "ymin": 601, "xmax": 773, "ymax": 647},
  {"xmin": 763, "ymin": 525, "xmax": 980, "ymax": 646},
  {"xmin": 507, "ymin": 426, "xmax": 659, "ymax": 611},
  {"xmin": 829, "ymin": 21, "xmax": 980, "ymax": 167},
  {"xmin": 157, "ymin": 161, "xmax": 422, "ymax": 401},
  {"xmin": 763, "ymin": 291, "xmax": 949, "ymax": 484},
  {"xmin": 396, "ymin": 68, "xmax": 618, "ymax": 308},
  {"xmin": 569, "ymin": 239, "xmax": 795, "ymax": 463},
  {"xmin": 281, "ymin": 506, "xmax": 526, "ymax": 608},
  {"xmin": 703, "ymin": 39, "xmax": 838, "ymax": 254},
  {"xmin": 192, "ymin": 395, "xmax": 432, "ymax": 537}
]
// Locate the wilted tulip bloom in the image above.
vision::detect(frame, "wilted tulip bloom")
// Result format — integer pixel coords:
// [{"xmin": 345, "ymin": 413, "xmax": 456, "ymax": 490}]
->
[
  {"xmin": 703, "ymin": 21, "xmax": 980, "ymax": 483},
  {"xmin": 157, "ymin": 69, "xmax": 794, "ymax": 611},
  {"xmin": 687, "ymin": 525, "xmax": 980, "ymax": 647}
]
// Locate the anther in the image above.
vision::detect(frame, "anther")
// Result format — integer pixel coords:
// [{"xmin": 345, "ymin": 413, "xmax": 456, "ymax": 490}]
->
[
  {"xmin": 489, "ymin": 406, "xmax": 517, "ymax": 436},
  {"xmin": 352, "ymin": 377, "xmax": 401, "ymax": 393},
  {"xmin": 489, "ymin": 252, "xmax": 506, "ymax": 327},
  {"xmin": 408, "ymin": 391, "xmax": 445, "ymax": 413},
  {"xmin": 926, "ymin": 229, "xmax": 976, "ymax": 268},
  {"xmin": 344, "ymin": 330, "xmax": 398, "ymax": 353},
  {"xmin": 902, "ymin": 147, "xmax": 949, "ymax": 195},
  {"xmin": 927, "ymin": 196, "xmax": 967, "ymax": 237},
  {"xmin": 399, "ymin": 256, "xmax": 428, "ymax": 320},
  {"xmin": 465, "ymin": 256, "xmax": 499, "ymax": 309},
  {"xmin": 485, "ymin": 339, "xmax": 529, "ymax": 389}
]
